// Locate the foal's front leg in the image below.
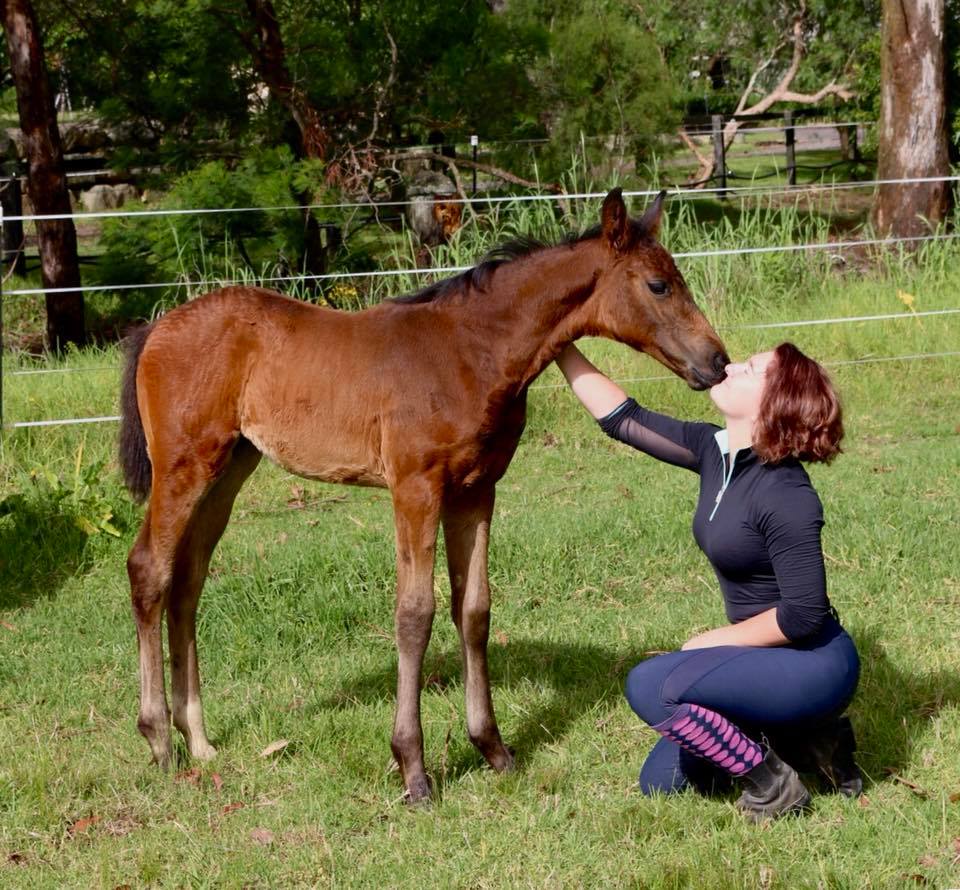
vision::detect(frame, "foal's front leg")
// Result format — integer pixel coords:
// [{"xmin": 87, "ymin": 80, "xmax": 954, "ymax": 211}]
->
[
  {"xmin": 390, "ymin": 480, "xmax": 441, "ymax": 802},
  {"xmin": 443, "ymin": 488, "xmax": 514, "ymax": 773}
]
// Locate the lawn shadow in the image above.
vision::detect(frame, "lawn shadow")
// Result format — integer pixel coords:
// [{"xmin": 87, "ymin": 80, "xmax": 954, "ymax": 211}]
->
[
  {"xmin": 848, "ymin": 626, "xmax": 960, "ymax": 787},
  {"xmin": 0, "ymin": 495, "xmax": 93, "ymax": 610},
  {"xmin": 304, "ymin": 634, "xmax": 668, "ymax": 790}
]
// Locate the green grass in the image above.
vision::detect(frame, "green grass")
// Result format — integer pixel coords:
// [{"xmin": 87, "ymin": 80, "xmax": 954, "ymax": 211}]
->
[{"xmin": 1, "ymin": 198, "xmax": 960, "ymax": 888}]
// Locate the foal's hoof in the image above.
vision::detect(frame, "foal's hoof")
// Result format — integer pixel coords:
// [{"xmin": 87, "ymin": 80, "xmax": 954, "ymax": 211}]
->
[
  {"xmin": 403, "ymin": 774, "xmax": 433, "ymax": 805},
  {"xmin": 191, "ymin": 741, "xmax": 218, "ymax": 762},
  {"xmin": 487, "ymin": 744, "xmax": 516, "ymax": 773}
]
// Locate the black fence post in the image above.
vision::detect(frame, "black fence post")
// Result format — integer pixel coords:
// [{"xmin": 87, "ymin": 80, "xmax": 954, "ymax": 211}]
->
[
  {"xmin": 0, "ymin": 163, "xmax": 26, "ymax": 276},
  {"xmin": 784, "ymin": 110, "xmax": 796, "ymax": 186},
  {"xmin": 711, "ymin": 115, "xmax": 727, "ymax": 197}
]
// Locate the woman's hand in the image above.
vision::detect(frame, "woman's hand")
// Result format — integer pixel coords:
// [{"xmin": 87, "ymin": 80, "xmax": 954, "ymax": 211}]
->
[
  {"xmin": 681, "ymin": 608, "xmax": 790, "ymax": 650},
  {"xmin": 555, "ymin": 344, "xmax": 629, "ymax": 419}
]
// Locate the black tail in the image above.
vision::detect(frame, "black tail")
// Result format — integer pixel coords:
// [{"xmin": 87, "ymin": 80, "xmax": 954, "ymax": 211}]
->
[{"xmin": 119, "ymin": 324, "xmax": 154, "ymax": 503}]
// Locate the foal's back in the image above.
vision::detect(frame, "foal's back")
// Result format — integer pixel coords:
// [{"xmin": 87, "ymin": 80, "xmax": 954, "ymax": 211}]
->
[{"xmin": 137, "ymin": 286, "xmax": 494, "ymax": 489}]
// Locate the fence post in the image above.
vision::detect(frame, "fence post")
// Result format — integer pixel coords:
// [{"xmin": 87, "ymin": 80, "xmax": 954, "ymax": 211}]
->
[
  {"xmin": 1, "ymin": 197, "xmax": 4, "ymax": 433},
  {"xmin": 711, "ymin": 114, "xmax": 727, "ymax": 197},
  {"xmin": 0, "ymin": 162, "xmax": 26, "ymax": 276},
  {"xmin": 470, "ymin": 134, "xmax": 478, "ymax": 195},
  {"xmin": 784, "ymin": 110, "xmax": 796, "ymax": 186}
]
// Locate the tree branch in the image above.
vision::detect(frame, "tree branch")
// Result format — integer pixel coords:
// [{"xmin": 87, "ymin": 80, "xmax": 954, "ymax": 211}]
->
[
  {"xmin": 366, "ymin": 25, "xmax": 397, "ymax": 149},
  {"xmin": 684, "ymin": 3, "xmax": 853, "ymax": 189},
  {"xmin": 381, "ymin": 151, "xmax": 562, "ymax": 192}
]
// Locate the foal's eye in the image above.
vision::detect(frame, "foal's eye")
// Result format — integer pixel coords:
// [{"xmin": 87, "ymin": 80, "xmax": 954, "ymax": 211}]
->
[{"xmin": 647, "ymin": 279, "xmax": 669, "ymax": 297}]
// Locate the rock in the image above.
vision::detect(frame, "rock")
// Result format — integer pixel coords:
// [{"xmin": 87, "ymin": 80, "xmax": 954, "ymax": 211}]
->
[
  {"xmin": 113, "ymin": 184, "xmax": 140, "ymax": 207},
  {"xmin": 80, "ymin": 184, "xmax": 119, "ymax": 212},
  {"xmin": 79, "ymin": 183, "xmax": 141, "ymax": 212}
]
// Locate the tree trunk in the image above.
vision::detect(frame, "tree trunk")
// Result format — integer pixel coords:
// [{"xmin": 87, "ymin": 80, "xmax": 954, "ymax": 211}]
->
[
  {"xmin": 244, "ymin": 0, "xmax": 328, "ymax": 161},
  {"xmin": 2, "ymin": 0, "xmax": 84, "ymax": 350},
  {"xmin": 872, "ymin": 0, "xmax": 950, "ymax": 237}
]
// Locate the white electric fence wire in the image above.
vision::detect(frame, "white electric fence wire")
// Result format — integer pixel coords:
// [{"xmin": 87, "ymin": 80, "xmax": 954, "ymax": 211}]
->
[
  {"xmin": 5, "ymin": 232, "xmax": 960, "ymax": 299},
  {"xmin": 6, "ymin": 349, "xmax": 959, "ymax": 429},
  {"xmin": 6, "ymin": 174, "xmax": 960, "ymax": 223},
  {"xmin": 5, "ymin": 308, "xmax": 959, "ymax": 379}
]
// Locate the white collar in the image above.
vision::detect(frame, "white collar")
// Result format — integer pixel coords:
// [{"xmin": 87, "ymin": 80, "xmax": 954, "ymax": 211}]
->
[{"xmin": 714, "ymin": 428, "xmax": 752, "ymax": 461}]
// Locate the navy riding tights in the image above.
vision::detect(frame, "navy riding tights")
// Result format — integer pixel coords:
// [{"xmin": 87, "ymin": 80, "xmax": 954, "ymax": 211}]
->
[{"xmin": 625, "ymin": 618, "xmax": 860, "ymax": 795}]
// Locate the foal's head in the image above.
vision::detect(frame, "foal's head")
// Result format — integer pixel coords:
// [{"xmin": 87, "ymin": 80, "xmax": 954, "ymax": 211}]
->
[{"xmin": 590, "ymin": 188, "xmax": 729, "ymax": 390}]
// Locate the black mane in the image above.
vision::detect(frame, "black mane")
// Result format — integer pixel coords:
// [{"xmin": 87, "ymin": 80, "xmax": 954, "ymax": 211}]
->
[{"xmin": 390, "ymin": 225, "xmax": 608, "ymax": 305}]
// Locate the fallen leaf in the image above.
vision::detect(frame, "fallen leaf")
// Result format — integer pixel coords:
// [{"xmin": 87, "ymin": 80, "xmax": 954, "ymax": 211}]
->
[
  {"xmin": 69, "ymin": 815, "xmax": 101, "ymax": 835},
  {"xmin": 287, "ymin": 485, "xmax": 305, "ymax": 508},
  {"xmin": 858, "ymin": 794, "xmax": 870, "ymax": 808},
  {"xmin": 949, "ymin": 791, "xmax": 960, "ymax": 803},
  {"xmin": 897, "ymin": 289, "xmax": 916, "ymax": 310},
  {"xmin": 221, "ymin": 801, "xmax": 245, "ymax": 816},
  {"xmin": 494, "ymin": 630, "xmax": 509, "ymax": 646},
  {"xmin": 259, "ymin": 739, "xmax": 290, "ymax": 758},
  {"xmin": 918, "ymin": 854, "xmax": 939, "ymax": 868},
  {"xmin": 175, "ymin": 767, "xmax": 202, "ymax": 787},
  {"xmin": 211, "ymin": 773, "xmax": 223, "ymax": 792},
  {"xmin": 0, "ymin": 621, "xmax": 16, "ymax": 632},
  {"xmin": 250, "ymin": 827, "xmax": 274, "ymax": 846}
]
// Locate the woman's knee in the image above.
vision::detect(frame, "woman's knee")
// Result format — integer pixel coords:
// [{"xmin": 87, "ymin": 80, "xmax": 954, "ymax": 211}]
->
[{"xmin": 624, "ymin": 658, "xmax": 674, "ymax": 725}]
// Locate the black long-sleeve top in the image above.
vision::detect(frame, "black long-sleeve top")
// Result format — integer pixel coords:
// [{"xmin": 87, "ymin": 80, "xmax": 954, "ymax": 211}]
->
[{"xmin": 599, "ymin": 398, "xmax": 832, "ymax": 641}]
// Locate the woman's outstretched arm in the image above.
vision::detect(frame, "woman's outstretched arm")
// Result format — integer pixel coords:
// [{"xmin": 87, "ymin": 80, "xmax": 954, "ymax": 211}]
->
[
  {"xmin": 555, "ymin": 344, "xmax": 629, "ymax": 419},
  {"xmin": 555, "ymin": 344, "xmax": 712, "ymax": 471}
]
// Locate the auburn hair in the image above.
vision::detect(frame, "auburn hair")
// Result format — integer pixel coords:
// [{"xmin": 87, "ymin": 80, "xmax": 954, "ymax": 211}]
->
[{"xmin": 753, "ymin": 342, "xmax": 843, "ymax": 464}]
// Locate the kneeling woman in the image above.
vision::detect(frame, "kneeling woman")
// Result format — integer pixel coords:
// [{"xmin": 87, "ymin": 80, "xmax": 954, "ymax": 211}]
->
[{"xmin": 556, "ymin": 342, "xmax": 861, "ymax": 821}]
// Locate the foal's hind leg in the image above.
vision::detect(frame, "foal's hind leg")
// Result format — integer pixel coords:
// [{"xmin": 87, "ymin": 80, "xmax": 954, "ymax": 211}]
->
[
  {"xmin": 128, "ymin": 483, "xmax": 208, "ymax": 768},
  {"xmin": 442, "ymin": 487, "xmax": 514, "ymax": 773},
  {"xmin": 168, "ymin": 439, "xmax": 261, "ymax": 760}
]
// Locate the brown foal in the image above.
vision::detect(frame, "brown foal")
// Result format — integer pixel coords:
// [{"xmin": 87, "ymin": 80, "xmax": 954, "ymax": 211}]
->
[{"xmin": 119, "ymin": 188, "xmax": 728, "ymax": 801}]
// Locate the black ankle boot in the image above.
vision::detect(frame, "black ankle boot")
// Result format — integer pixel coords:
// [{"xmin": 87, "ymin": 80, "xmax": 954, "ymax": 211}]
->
[
  {"xmin": 767, "ymin": 715, "xmax": 863, "ymax": 798},
  {"xmin": 806, "ymin": 716, "xmax": 863, "ymax": 797},
  {"xmin": 736, "ymin": 748, "xmax": 811, "ymax": 823}
]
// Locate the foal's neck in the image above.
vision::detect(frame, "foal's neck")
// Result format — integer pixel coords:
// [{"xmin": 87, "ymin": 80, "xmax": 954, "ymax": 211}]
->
[{"xmin": 456, "ymin": 239, "xmax": 605, "ymax": 393}]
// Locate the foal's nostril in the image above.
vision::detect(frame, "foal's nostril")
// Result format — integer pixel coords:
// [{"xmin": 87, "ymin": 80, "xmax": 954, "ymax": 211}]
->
[{"xmin": 712, "ymin": 350, "xmax": 730, "ymax": 378}]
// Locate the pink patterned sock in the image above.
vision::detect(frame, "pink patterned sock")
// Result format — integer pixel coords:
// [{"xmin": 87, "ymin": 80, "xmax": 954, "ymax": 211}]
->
[{"xmin": 652, "ymin": 703, "xmax": 763, "ymax": 775}]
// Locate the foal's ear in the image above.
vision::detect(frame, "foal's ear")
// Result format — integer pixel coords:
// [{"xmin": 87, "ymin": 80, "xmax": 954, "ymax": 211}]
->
[
  {"xmin": 638, "ymin": 190, "xmax": 667, "ymax": 239},
  {"xmin": 601, "ymin": 187, "xmax": 632, "ymax": 253}
]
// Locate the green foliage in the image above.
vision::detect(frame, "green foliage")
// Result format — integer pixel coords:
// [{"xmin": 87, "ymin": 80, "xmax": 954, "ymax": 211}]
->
[
  {"xmin": 0, "ymin": 438, "xmax": 130, "ymax": 611},
  {"xmin": 0, "ymin": 442, "xmax": 121, "ymax": 540},
  {"xmin": 501, "ymin": 1, "xmax": 679, "ymax": 177},
  {"xmin": 637, "ymin": 0, "xmax": 880, "ymax": 118},
  {"xmin": 96, "ymin": 146, "xmax": 333, "ymax": 312}
]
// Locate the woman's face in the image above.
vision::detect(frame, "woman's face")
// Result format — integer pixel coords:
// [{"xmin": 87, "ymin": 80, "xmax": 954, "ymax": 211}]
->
[{"xmin": 709, "ymin": 350, "xmax": 776, "ymax": 421}]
